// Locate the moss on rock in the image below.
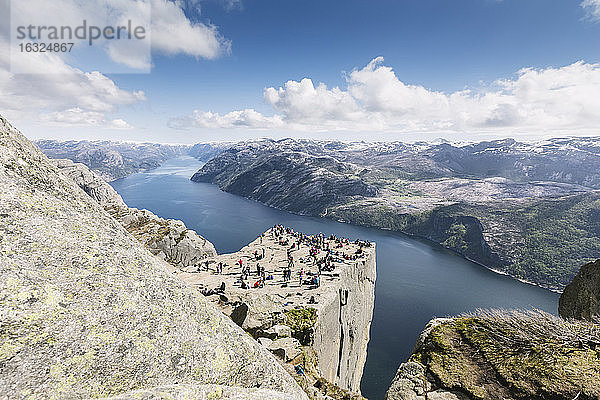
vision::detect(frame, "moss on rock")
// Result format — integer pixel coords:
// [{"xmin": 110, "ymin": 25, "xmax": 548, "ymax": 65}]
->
[{"xmin": 410, "ymin": 310, "xmax": 600, "ymax": 399}]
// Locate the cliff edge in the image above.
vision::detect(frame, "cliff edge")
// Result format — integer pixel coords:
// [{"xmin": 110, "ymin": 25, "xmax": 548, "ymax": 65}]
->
[
  {"xmin": 0, "ymin": 115, "xmax": 307, "ymax": 399},
  {"xmin": 385, "ymin": 310, "xmax": 600, "ymax": 400},
  {"xmin": 175, "ymin": 225, "xmax": 376, "ymax": 398},
  {"xmin": 50, "ymin": 158, "xmax": 217, "ymax": 268}
]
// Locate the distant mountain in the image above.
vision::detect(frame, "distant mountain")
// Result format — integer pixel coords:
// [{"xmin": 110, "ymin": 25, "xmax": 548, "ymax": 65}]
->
[
  {"xmin": 35, "ymin": 139, "xmax": 189, "ymax": 181},
  {"xmin": 192, "ymin": 137, "xmax": 600, "ymax": 290},
  {"xmin": 35, "ymin": 140, "xmax": 229, "ymax": 181}
]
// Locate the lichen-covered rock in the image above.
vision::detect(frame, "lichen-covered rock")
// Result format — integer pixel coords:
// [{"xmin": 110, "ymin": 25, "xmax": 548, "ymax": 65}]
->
[
  {"xmin": 0, "ymin": 115, "xmax": 307, "ymax": 400},
  {"xmin": 100, "ymin": 384, "xmax": 299, "ymax": 400},
  {"xmin": 384, "ymin": 362, "xmax": 429, "ymax": 400},
  {"xmin": 106, "ymin": 205, "xmax": 217, "ymax": 267},
  {"xmin": 50, "ymin": 158, "xmax": 128, "ymax": 207},
  {"xmin": 559, "ymin": 259, "xmax": 600, "ymax": 320},
  {"xmin": 50, "ymin": 158, "xmax": 217, "ymax": 267},
  {"xmin": 386, "ymin": 310, "xmax": 600, "ymax": 400}
]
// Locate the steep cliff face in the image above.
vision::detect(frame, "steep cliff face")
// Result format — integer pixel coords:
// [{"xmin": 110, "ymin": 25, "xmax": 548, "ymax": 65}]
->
[
  {"xmin": 385, "ymin": 311, "xmax": 600, "ymax": 400},
  {"xmin": 192, "ymin": 146, "xmax": 378, "ymax": 215},
  {"xmin": 50, "ymin": 158, "xmax": 128, "ymax": 207},
  {"xmin": 190, "ymin": 139, "xmax": 600, "ymax": 291},
  {"xmin": 174, "ymin": 227, "xmax": 376, "ymax": 398},
  {"xmin": 312, "ymin": 246, "xmax": 376, "ymax": 392},
  {"xmin": 51, "ymin": 158, "xmax": 217, "ymax": 267},
  {"xmin": 559, "ymin": 259, "xmax": 600, "ymax": 320},
  {"xmin": 0, "ymin": 116, "xmax": 307, "ymax": 400}
]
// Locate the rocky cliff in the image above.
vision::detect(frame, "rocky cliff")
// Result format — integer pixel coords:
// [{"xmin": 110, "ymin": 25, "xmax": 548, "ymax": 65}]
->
[
  {"xmin": 174, "ymin": 226, "xmax": 376, "ymax": 398},
  {"xmin": 311, "ymin": 244, "xmax": 376, "ymax": 392},
  {"xmin": 559, "ymin": 259, "xmax": 600, "ymax": 320},
  {"xmin": 0, "ymin": 115, "xmax": 307, "ymax": 399},
  {"xmin": 192, "ymin": 144, "xmax": 378, "ymax": 215},
  {"xmin": 385, "ymin": 310, "xmax": 600, "ymax": 400},
  {"xmin": 191, "ymin": 138, "xmax": 600, "ymax": 290},
  {"xmin": 51, "ymin": 158, "xmax": 216, "ymax": 268}
]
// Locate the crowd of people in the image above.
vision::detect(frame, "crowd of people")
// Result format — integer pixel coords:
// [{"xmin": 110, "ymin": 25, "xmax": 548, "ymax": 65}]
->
[{"xmin": 198, "ymin": 224, "xmax": 371, "ymax": 294}]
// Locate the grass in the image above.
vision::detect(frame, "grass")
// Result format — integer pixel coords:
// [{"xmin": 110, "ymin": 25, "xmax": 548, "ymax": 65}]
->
[
  {"xmin": 285, "ymin": 308, "xmax": 317, "ymax": 332},
  {"xmin": 412, "ymin": 309, "xmax": 600, "ymax": 399}
]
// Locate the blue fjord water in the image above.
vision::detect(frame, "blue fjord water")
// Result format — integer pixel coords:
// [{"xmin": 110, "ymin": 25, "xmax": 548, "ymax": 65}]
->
[{"xmin": 110, "ymin": 156, "xmax": 559, "ymax": 400}]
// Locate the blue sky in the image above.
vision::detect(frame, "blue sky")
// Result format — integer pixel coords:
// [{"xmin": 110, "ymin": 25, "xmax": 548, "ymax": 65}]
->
[{"xmin": 2, "ymin": 0, "xmax": 600, "ymax": 143}]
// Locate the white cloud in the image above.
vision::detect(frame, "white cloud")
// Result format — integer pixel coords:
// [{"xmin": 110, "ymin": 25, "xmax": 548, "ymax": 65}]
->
[
  {"xmin": 150, "ymin": 0, "xmax": 230, "ymax": 59},
  {"xmin": 0, "ymin": 0, "xmax": 229, "ymax": 130},
  {"xmin": 172, "ymin": 58, "xmax": 600, "ymax": 136},
  {"xmin": 40, "ymin": 108, "xmax": 134, "ymax": 129},
  {"xmin": 0, "ymin": 38, "xmax": 144, "ymax": 128},
  {"xmin": 7, "ymin": 0, "xmax": 230, "ymax": 71},
  {"xmin": 582, "ymin": 0, "xmax": 600, "ymax": 21},
  {"xmin": 169, "ymin": 109, "xmax": 284, "ymax": 130}
]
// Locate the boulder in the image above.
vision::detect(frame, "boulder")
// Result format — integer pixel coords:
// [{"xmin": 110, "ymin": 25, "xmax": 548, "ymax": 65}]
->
[
  {"xmin": 268, "ymin": 338, "xmax": 303, "ymax": 362},
  {"xmin": 559, "ymin": 259, "xmax": 600, "ymax": 320},
  {"xmin": 265, "ymin": 324, "xmax": 293, "ymax": 339},
  {"xmin": 258, "ymin": 338, "xmax": 273, "ymax": 348}
]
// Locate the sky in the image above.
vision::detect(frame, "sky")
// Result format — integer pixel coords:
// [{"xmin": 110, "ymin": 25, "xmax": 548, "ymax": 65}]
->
[{"xmin": 1, "ymin": 0, "xmax": 600, "ymax": 143}]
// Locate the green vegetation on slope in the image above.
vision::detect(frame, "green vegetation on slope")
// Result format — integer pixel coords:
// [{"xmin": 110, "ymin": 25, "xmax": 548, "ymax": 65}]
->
[
  {"xmin": 506, "ymin": 194, "xmax": 600, "ymax": 287},
  {"xmin": 411, "ymin": 310, "xmax": 600, "ymax": 399},
  {"xmin": 284, "ymin": 308, "xmax": 318, "ymax": 345},
  {"xmin": 329, "ymin": 192, "xmax": 600, "ymax": 290}
]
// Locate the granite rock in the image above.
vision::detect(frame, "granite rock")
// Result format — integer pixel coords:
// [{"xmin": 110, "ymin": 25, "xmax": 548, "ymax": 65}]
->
[
  {"xmin": 0, "ymin": 115, "xmax": 307, "ymax": 400},
  {"xmin": 559, "ymin": 259, "xmax": 600, "ymax": 320},
  {"xmin": 51, "ymin": 158, "xmax": 217, "ymax": 268}
]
